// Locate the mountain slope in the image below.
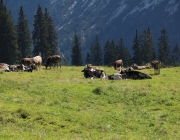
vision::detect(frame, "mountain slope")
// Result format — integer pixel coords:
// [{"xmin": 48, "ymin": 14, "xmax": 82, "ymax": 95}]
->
[{"xmin": 4, "ymin": 0, "xmax": 180, "ymax": 63}]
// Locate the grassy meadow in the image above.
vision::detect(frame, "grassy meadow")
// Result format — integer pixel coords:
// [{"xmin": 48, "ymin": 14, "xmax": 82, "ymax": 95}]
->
[{"xmin": 0, "ymin": 66, "xmax": 180, "ymax": 140}]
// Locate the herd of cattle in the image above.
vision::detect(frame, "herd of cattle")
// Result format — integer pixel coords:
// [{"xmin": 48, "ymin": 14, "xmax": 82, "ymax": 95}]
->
[
  {"xmin": 81, "ymin": 60, "xmax": 161, "ymax": 80},
  {"xmin": 1, "ymin": 56, "xmax": 161, "ymax": 80},
  {"xmin": 0, "ymin": 55, "xmax": 64, "ymax": 72}
]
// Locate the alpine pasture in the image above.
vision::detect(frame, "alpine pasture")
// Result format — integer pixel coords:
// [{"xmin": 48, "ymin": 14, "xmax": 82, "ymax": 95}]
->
[{"xmin": 0, "ymin": 66, "xmax": 180, "ymax": 140}]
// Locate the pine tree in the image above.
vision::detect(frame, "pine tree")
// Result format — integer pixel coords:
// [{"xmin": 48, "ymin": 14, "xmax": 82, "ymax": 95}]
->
[
  {"xmin": 103, "ymin": 39, "xmax": 118, "ymax": 66},
  {"xmin": 171, "ymin": 44, "xmax": 180, "ymax": 66},
  {"xmin": 0, "ymin": 0, "xmax": 19, "ymax": 64},
  {"xmin": 71, "ymin": 31, "xmax": 83, "ymax": 66},
  {"xmin": 110, "ymin": 40, "xmax": 119, "ymax": 62},
  {"xmin": 89, "ymin": 35, "xmax": 102, "ymax": 65},
  {"xmin": 16, "ymin": 6, "xmax": 31, "ymax": 58},
  {"xmin": 44, "ymin": 8, "xmax": 58, "ymax": 56},
  {"xmin": 85, "ymin": 52, "xmax": 91, "ymax": 64},
  {"xmin": 123, "ymin": 47, "xmax": 132, "ymax": 67},
  {"xmin": 103, "ymin": 40, "xmax": 111, "ymax": 65},
  {"xmin": 132, "ymin": 29, "xmax": 141, "ymax": 64},
  {"xmin": 158, "ymin": 28, "xmax": 170, "ymax": 65},
  {"xmin": 32, "ymin": 4, "xmax": 48, "ymax": 61},
  {"xmin": 145, "ymin": 28, "xmax": 155, "ymax": 62},
  {"xmin": 118, "ymin": 38, "xmax": 131, "ymax": 67},
  {"xmin": 89, "ymin": 43, "xmax": 95, "ymax": 63},
  {"xmin": 139, "ymin": 28, "xmax": 155, "ymax": 64}
]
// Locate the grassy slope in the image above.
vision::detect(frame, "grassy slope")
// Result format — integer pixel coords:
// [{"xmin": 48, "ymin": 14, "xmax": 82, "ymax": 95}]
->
[{"xmin": 0, "ymin": 66, "xmax": 180, "ymax": 140}]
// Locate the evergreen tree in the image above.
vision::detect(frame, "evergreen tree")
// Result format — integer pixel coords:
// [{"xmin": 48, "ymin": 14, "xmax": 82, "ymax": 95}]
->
[
  {"xmin": 16, "ymin": 6, "xmax": 31, "ymax": 58},
  {"xmin": 158, "ymin": 28, "xmax": 170, "ymax": 65},
  {"xmin": 132, "ymin": 29, "xmax": 141, "ymax": 64},
  {"xmin": 118, "ymin": 38, "xmax": 131, "ymax": 67},
  {"xmin": 103, "ymin": 40, "xmax": 111, "ymax": 65},
  {"xmin": 145, "ymin": 28, "xmax": 155, "ymax": 62},
  {"xmin": 89, "ymin": 43, "xmax": 95, "ymax": 63},
  {"xmin": 32, "ymin": 4, "xmax": 48, "ymax": 61},
  {"xmin": 139, "ymin": 28, "xmax": 155, "ymax": 64},
  {"xmin": 89, "ymin": 35, "xmax": 102, "ymax": 65},
  {"xmin": 123, "ymin": 47, "xmax": 132, "ymax": 67},
  {"xmin": 110, "ymin": 40, "xmax": 119, "ymax": 62},
  {"xmin": 71, "ymin": 31, "xmax": 83, "ymax": 66},
  {"xmin": 171, "ymin": 44, "xmax": 180, "ymax": 66},
  {"xmin": 44, "ymin": 8, "xmax": 58, "ymax": 56},
  {"xmin": 103, "ymin": 39, "xmax": 118, "ymax": 66},
  {"xmin": 85, "ymin": 52, "xmax": 91, "ymax": 64},
  {"xmin": 0, "ymin": 0, "xmax": 19, "ymax": 64}
]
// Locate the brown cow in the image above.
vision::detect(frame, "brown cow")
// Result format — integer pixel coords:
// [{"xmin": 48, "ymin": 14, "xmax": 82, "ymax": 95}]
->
[
  {"xmin": 45, "ymin": 55, "xmax": 65, "ymax": 69},
  {"xmin": 21, "ymin": 58, "xmax": 34, "ymax": 66},
  {"xmin": 114, "ymin": 59, "xmax": 123, "ymax": 72},
  {"xmin": 152, "ymin": 60, "xmax": 161, "ymax": 75}
]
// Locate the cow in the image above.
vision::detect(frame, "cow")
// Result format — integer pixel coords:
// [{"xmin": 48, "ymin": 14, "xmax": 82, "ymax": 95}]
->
[
  {"xmin": 81, "ymin": 65, "xmax": 106, "ymax": 79},
  {"xmin": 23, "ymin": 64, "xmax": 36, "ymax": 72},
  {"xmin": 21, "ymin": 58, "xmax": 34, "ymax": 66},
  {"xmin": 0, "ymin": 63, "xmax": 9, "ymax": 69},
  {"xmin": 114, "ymin": 59, "xmax": 123, "ymax": 72},
  {"xmin": 45, "ymin": 55, "xmax": 65, "ymax": 69},
  {"xmin": 145, "ymin": 63, "xmax": 152, "ymax": 69},
  {"xmin": 107, "ymin": 74, "xmax": 122, "ymax": 80},
  {"xmin": 152, "ymin": 60, "xmax": 161, "ymax": 75},
  {"xmin": 120, "ymin": 69, "xmax": 152, "ymax": 80},
  {"xmin": 33, "ymin": 55, "xmax": 42, "ymax": 70},
  {"xmin": 3, "ymin": 64, "xmax": 25, "ymax": 72},
  {"xmin": 131, "ymin": 63, "xmax": 146, "ymax": 70}
]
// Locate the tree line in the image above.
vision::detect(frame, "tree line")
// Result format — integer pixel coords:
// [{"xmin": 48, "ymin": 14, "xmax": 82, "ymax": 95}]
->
[
  {"xmin": 71, "ymin": 28, "xmax": 180, "ymax": 67},
  {"xmin": 1, "ymin": 0, "xmax": 180, "ymax": 67},
  {"xmin": 0, "ymin": 0, "xmax": 58, "ymax": 64}
]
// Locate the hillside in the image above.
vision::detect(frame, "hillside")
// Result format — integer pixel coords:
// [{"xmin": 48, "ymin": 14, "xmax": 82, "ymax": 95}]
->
[{"xmin": 4, "ymin": 0, "xmax": 180, "ymax": 62}]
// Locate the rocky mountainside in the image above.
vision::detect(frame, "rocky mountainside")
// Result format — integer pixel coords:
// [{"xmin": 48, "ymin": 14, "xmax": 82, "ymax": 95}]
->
[{"xmin": 4, "ymin": 0, "xmax": 180, "ymax": 61}]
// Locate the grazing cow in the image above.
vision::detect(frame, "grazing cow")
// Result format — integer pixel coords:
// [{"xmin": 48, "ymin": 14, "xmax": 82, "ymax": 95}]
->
[
  {"xmin": 114, "ymin": 59, "xmax": 123, "ymax": 72},
  {"xmin": 152, "ymin": 60, "xmax": 161, "ymax": 75},
  {"xmin": 33, "ymin": 55, "xmax": 42, "ymax": 70},
  {"xmin": 45, "ymin": 55, "xmax": 65, "ymax": 69},
  {"xmin": 81, "ymin": 67, "xmax": 106, "ymax": 79}
]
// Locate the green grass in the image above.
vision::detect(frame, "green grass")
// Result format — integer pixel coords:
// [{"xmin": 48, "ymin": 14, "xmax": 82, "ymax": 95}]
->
[{"xmin": 0, "ymin": 66, "xmax": 180, "ymax": 140}]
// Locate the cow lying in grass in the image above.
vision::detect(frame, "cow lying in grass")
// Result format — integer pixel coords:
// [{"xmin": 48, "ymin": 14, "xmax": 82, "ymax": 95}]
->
[
  {"xmin": 3, "ymin": 64, "xmax": 36, "ymax": 72},
  {"xmin": 107, "ymin": 73, "xmax": 123, "ymax": 80},
  {"xmin": 107, "ymin": 68, "xmax": 152, "ymax": 80},
  {"xmin": 131, "ymin": 63, "xmax": 152, "ymax": 70},
  {"xmin": 82, "ymin": 64, "xmax": 106, "ymax": 79},
  {"xmin": 120, "ymin": 68, "xmax": 152, "ymax": 80}
]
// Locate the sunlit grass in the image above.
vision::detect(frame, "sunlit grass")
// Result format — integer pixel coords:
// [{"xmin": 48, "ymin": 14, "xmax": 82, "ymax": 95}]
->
[{"xmin": 0, "ymin": 66, "xmax": 180, "ymax": 139}]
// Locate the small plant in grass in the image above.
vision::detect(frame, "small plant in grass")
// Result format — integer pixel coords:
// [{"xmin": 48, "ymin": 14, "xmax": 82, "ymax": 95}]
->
[
  {"xmin": 16, "ymin": 108, "xmax": 30, "ymax": 119},
  {"xmin": 93, "ymin": 87, "xmax": 106, "ymax": 95}
]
